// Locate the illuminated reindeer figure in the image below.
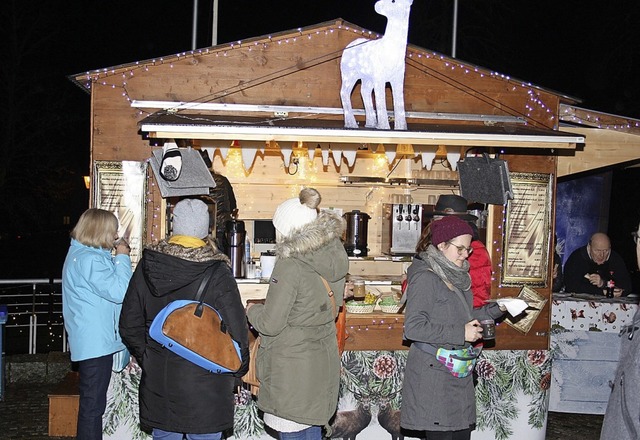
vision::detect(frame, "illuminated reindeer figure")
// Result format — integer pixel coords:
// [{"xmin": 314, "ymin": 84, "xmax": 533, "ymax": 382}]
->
[{"xmin": 340, "ymin": 0, "xmax": 413, "ymax": 130}]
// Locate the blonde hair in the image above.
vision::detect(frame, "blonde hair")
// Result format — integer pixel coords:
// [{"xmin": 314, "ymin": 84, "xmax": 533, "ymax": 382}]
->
[{"xmin": 71, "ymin": 208, "xmax": 119, "ymax": 249}]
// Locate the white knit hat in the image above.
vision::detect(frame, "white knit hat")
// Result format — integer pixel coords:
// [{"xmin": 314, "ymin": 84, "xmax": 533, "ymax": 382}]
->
[
  {"xmin": 172, "ymin": 199, "xmax": 210, "ymax": 238},
  {"xmin": 272, "ymin": 188, "xmax": 321, "ymax": 237}
]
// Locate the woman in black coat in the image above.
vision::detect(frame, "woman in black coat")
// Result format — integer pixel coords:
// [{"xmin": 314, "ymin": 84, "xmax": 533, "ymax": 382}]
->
[{"xmin": 119, "ymin": 199, "xmax": 249, "ymax": 440}]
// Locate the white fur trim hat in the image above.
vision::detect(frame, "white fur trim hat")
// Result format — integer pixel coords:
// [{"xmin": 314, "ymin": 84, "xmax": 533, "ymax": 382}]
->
[
  {"xmin": 272, "ymin": 188, "xmax": 321, "ymax": 237},
  {"xmin": 172, "ymin": 198, "xmax": 209, "ymax": 239}
]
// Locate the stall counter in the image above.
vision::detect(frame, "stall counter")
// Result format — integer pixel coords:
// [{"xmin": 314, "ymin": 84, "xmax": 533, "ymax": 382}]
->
[
  {"xmin": 549, "ymin": 293, "xmax": 639, "ymax": 414},
  {"xmin": 103, "ymin": 348, "xmax": 550, "ymax": 440}
]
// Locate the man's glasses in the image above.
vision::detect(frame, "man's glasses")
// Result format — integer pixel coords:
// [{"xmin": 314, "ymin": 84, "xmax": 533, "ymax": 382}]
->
[{"xmin": 447, "ymin": 242, "xmax": 473, "ymax": 255}]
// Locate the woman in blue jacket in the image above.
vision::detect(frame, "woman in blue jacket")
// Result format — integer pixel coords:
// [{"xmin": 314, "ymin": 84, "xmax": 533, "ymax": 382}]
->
[{"xmin": 62, "ymin": 208, "xmax": 132, "ymax": 440}]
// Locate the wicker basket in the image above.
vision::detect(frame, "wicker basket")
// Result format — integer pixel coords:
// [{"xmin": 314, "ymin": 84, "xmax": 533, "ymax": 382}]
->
[
  {"xmin": 379, "ymin": 303, "xmax": 403, "ymax": 314},
  {"xmin": 377, "ymin": 297, "xmax": 403, "ymax": 314},
  {"xmin": 345, "ymin": 302, "xmax": 375, "ymax": 314}
]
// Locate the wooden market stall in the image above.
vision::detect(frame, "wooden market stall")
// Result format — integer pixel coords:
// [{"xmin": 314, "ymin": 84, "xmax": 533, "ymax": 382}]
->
[{"xmin": 67, "ymin": 17, "xmax": 640, "ymax": 440}]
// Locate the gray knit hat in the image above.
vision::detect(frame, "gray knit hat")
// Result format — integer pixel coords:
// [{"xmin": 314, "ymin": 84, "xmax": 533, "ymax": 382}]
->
[{"xmin": 172, "ymin": 199, "xmax": 209, "ymax": 238}]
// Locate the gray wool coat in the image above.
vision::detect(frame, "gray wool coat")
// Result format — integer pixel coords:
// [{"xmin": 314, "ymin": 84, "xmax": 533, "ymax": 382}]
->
[
  {"xmin": 246, "ymin": 211, "xmax": 349, "ymax": 427},
  {"xmin": 599, "ymin": 308, "xmax": 640, "ymax": 439},
  {"xmin": 400, "ymin": 255, "xmax": 504, "ymax": 433}
]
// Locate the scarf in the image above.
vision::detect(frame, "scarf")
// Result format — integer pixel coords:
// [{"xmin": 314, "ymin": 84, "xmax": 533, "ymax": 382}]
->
[
  {"xmin": 168, "ymin": 235, "xmax": 206, "ymax": 248},
  {"xmin": 418, "ymin": 244, "xmax": 472, "ymax": 292}
]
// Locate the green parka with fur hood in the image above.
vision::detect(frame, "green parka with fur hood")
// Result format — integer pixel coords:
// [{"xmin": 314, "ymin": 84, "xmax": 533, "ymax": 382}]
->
[{"xmin": 246, "ymin": 210, "xmax": 348, "ymax": 428}]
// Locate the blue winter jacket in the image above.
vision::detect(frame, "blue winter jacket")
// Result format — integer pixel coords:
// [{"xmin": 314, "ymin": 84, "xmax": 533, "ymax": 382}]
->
[{"xmin": 62, "ymin": 239, "xmax": 132, "ymax": 362}]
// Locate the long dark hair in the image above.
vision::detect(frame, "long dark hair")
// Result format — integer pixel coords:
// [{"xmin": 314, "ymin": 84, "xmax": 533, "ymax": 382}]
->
[{"xmin": 416, "ymin": 223, "xmax": 432, "ymax": 253}]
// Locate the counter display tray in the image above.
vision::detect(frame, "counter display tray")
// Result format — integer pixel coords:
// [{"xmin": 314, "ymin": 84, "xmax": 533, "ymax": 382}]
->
[
  {"xmin": 553, "ymin": 292, "xmax": 640, "ymax": 304},
  {"xmin": 345, "ymin": 303, "xmax": 404, "ymax": 314}
]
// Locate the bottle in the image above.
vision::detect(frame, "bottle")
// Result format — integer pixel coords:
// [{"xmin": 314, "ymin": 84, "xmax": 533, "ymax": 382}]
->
[
  {"xmin": 244, "ymin": 236, "xmax": 253, "ymax": 278},
  {"xmin": 225, "ymin": 220, "xmax": 246, "ymax": 278},
  {"xmin": 606, "ymin": 271, "xmax": 615, "ymax": 298},
  {"xmin": 245, "ymin": 236, "xmax": 252, "ymax": 263}
]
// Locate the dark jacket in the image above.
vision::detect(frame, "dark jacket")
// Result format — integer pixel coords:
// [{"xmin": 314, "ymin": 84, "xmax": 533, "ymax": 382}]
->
[
  {"xmin": 401, "ymin": 255, "xmax": 504, "ymax": 432},
  {"xmin": 246, "ymin": 211, "xmax": 348, "ymax": 427},
  {"xmin": 210, "ymin": 172, "xmax": 237, "ymax": 254},
  {"xmin": 563, "ymin": 245, "xmax": 632, "ymax": 295},
  {"xmin": 119, "ymin": 241, "xmax": 249, "ymax": 434}
]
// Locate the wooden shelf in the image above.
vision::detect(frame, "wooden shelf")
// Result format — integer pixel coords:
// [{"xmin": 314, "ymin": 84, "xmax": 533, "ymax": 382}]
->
[{"xmin": 341, "ymin": 175, "xmax": 459, "ymax": 187}]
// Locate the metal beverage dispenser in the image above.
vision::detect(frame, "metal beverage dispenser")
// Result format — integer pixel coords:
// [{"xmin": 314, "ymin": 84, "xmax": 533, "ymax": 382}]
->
[
  {"xmin": 381, "ymin": 203, "xmax": 424, "ymax": 255},
  {"xmin": 225, "ymin": 219, "xmax": 246, "ymax": 278},
  {"xmin": 343, "ymin": 210, "xmax": 370, "ymax": 257}
]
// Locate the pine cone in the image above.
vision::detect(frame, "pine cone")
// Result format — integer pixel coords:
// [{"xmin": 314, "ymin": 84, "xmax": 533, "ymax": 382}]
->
[
  {"xmin": 475, "ymin": 358, "xmax": 496, "ymax": 380},
  {"xmin": 527, "ymin": 350, "xmax": 548, "ymax": 366},
  {"xmin": 234, "ymin": 387, "xmax": 252, "ymax": 406},
  {"xmin": 373, "ymin": 354, "xmax": 397, "ymax": 379},
  {"xmin": 540, "ymin": 371, "xmax": 551, "ymax": 390}
]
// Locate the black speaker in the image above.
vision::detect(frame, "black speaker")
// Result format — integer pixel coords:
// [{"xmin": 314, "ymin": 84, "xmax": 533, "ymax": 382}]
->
[{"xmin": 457, "ymin": 154, "xmax": 514, "ymax": 205}]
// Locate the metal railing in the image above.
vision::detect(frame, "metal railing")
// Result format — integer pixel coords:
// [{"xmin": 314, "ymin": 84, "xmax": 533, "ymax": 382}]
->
[{"xmin": 0, "ymin": 279, "xmax": 66, "ymax": 355}]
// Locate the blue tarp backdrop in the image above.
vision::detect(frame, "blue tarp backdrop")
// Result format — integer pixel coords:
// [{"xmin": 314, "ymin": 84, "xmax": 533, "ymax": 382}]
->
[{"xmin": 555, "ymin": 173, "xmax": 611, "ymax": 267}]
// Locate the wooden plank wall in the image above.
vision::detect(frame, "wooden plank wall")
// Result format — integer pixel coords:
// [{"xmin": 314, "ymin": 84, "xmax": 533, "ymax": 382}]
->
[{"xmin": 208, "ymin": 147, "xmax": 458, "ymax": 256}]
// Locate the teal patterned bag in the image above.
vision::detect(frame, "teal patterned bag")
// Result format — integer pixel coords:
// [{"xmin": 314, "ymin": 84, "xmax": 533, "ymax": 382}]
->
[{"xmin": 435, "ymin": 345, "xmax": 480, "ymax": 378}]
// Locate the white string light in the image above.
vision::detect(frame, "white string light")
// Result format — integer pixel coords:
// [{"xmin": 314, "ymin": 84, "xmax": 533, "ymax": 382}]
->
[{"xmin": 78, "ymin": 23, "xmax": 564, "ymax": 129}]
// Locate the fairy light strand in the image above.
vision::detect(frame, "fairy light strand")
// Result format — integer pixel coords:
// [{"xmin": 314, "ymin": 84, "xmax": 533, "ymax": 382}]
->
[{"xmin": 78, "ymin": 24, "xmax": 561, "ymax": 127}]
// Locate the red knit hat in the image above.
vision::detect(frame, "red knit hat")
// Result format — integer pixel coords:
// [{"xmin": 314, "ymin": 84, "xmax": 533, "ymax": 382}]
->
[{"xmin": 431, "ymin": 216, "xmax": 473, "ymax": 246}]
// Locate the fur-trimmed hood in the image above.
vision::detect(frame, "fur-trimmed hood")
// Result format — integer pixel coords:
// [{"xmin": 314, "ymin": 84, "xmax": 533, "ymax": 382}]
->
[
  {"xmin": 275, "ymin": 210, "xmax": 346, "ymax": 259},
  {"xmin": 142, "ymin": 240, "xmax": 230, "ymax": 298}
]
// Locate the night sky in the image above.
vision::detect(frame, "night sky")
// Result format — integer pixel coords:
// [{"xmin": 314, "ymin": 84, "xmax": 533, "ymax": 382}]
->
[{"xmin": 1, "ymin": 0, "xmax": 639, "ymax": 277}]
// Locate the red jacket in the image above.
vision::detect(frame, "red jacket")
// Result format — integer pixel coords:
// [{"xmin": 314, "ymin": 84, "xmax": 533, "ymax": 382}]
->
[{"xmin": 468, "ymin": 240, "xmax": 492, "ymax": 308}]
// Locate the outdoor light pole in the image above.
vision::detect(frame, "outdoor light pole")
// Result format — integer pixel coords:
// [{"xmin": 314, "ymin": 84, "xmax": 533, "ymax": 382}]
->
[
  {"xmin": 192, "ymin": 0, "xmax": 199, "ymax": 50},
  {"xmin": 451, "ymin": 0, "xmax": 458, "ymax": 58},
  {"xmin": 212, "ymin": 0, "xmax": 219, "ymax": 46}
]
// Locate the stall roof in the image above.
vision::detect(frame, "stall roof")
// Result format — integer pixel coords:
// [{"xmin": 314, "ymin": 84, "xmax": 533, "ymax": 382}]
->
[
  {"xmin": 557, "ymin": 104, "xmax": 640, "ymax": 176},
  {"xmin": 139, "ymin": 112, "xmax": 584, "ymax": 150},
  {"xmin": 68, "ymin": 19, "xmax": 582, "ymax": 105}
]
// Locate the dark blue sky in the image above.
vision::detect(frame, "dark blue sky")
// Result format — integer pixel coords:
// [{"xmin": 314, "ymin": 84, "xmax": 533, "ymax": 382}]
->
[
  {"xmin": 3, "ymin": 1, "xmax": 634, "ymax": 130},
  {"xmin": 57, "ymin": 1, "xmax": 640, "ymax": 118}
]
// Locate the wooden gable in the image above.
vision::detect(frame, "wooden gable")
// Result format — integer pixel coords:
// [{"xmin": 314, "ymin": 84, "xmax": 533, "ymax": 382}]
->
[{"xmin": 71, "ymin": 19, "xmax": 579, "ymax": 165}]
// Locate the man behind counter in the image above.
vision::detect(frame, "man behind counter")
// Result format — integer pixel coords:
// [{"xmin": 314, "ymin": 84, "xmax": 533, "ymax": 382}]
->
[{"xmin": 563, "ymin": 232, "xmax": 632, "ymax": 296}]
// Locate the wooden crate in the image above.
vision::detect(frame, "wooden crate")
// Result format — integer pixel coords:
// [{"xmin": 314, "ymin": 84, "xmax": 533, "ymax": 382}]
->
[{"xmin": 48, "ymin": 371, "xmax": 79, "ymax": 437}]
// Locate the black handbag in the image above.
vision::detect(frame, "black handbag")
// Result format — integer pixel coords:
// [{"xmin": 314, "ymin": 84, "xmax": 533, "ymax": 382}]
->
[{"xmin": 457, "ymin": 152, "xmax": 514, "ymax": 205}]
